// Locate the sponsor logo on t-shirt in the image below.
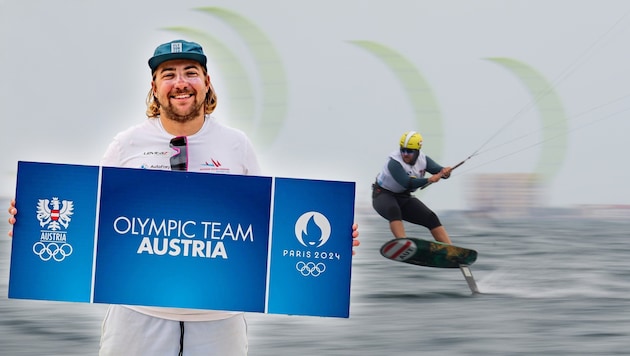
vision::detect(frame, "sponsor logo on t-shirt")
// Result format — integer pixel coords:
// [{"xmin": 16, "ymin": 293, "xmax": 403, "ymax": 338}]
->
[{"xmin": 200, "ymin": 158, "xmax": 230, "ymax": 173}]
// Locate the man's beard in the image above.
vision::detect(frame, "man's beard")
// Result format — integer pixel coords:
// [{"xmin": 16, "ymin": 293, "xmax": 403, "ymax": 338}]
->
[{"xmin": 158, "ymin": 95, "xmax": 205, "ymax": 123}]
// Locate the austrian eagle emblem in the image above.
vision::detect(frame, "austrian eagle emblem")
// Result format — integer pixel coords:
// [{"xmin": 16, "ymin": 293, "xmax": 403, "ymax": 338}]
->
[{"xmin": 36, "ymin": 197, "xmax": 74, "ymax": 231}]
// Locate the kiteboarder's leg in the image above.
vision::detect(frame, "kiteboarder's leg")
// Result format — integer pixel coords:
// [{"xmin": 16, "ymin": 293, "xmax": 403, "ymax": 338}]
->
[
  {"xmin": 430, "ymin": 226, "xmax": 452, "ymax": 245},
  {"xmin": 402, "ymin": 197, "xmax": 452, "ymax": 244},
  {"xmin": 373, "ymin": 186, "xmax": 406, "ymax": 238},
  {"xmin": 389, "ymin": 220, "xmax": 406, "ymax": 238}
]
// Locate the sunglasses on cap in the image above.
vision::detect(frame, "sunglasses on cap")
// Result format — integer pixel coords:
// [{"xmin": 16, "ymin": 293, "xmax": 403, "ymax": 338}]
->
[
  {"xmin": 170, "ymin": 136, "xmax": 188, "ymax": 171},
  {"xmin": 400, "ymin": 148, "xmax": 419, "ymax": 155}
]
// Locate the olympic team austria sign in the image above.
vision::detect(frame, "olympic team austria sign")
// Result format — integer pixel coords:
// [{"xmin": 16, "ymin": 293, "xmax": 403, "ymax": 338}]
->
[{"xmin": 8, "ymin": 161, "xmax": 356, "ymax": 318}]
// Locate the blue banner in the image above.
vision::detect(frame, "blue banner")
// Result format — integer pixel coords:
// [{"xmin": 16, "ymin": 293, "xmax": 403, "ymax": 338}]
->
[
  {"xmin": 268, "ymin": 178, "xmax": 355, "ymax": 317},
  {"xmin": 8, "ymin": 161, "xmax": 355, "ymax": 318},
  {"xmin": 8, "ymin": 162, "xmax": 99, "ymax": 303}
]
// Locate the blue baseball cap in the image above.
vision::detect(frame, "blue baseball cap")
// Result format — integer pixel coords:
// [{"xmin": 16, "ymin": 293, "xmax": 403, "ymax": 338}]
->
[{"xmin": 148, "ymin": 40, "xmax": 207, "ymax": 73}]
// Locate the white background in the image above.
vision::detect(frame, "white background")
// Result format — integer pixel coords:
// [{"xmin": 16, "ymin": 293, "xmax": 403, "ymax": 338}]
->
[{"xmin": 1, "ymin": 0, "xmax": 629, "ymax": 211}]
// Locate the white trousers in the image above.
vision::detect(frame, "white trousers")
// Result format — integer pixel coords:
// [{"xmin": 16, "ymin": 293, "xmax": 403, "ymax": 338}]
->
[{"xmin": 99, "ymin": 306, "xmax": 248, "ymax": 356}]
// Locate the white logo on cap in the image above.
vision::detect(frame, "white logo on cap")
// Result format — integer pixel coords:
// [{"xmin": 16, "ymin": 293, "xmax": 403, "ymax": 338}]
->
[{"xmin": 170, "ymin": 43, "xmax": 183, "ymax": 53}]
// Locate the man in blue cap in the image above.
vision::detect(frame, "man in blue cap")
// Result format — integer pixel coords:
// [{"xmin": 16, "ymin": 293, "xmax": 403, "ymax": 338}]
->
[
  {"xmin": 99, "ymin": 39, "xmax": 360, "ymax": 355},
  {"xmin": 100, "ymin": 39, "xmax": 257, "ymax": 355},
  {"xmin": 8, "ymin": 39, "xmax": 360, "ymax": 355}
]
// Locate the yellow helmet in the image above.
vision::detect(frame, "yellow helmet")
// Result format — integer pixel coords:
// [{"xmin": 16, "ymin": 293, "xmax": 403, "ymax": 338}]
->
[{"xmin": 399, "ymin": 131, "xmax": 423, "ymax": 150}]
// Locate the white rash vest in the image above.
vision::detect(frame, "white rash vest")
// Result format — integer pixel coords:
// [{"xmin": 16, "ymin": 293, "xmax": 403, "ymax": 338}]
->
[
  {"xmin": 376, "ymin": 150, "xmax": 428, "ymax": 193},
  {"xmin": 100, "ymin": 115, "xmax": 261, "ymax": 321}
]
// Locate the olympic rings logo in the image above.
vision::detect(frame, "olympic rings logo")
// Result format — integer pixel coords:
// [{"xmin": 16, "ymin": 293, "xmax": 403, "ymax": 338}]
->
[
  {"xmin": 32, "ymin": 242, "xmax": 73, "ymax": 262},
  {"xmin": 296, "ymin": 261, "xmax": 326, "ymax": 277}
]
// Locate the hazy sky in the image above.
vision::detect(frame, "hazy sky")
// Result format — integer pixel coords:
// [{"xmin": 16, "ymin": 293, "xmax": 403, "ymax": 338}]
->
[{"xmin": 1, "ymin": 0, "xmax": 629, "ymax": 211}]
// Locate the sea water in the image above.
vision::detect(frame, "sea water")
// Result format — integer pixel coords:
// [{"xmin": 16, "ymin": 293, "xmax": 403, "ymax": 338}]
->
[{"xmin": 2, "ymin": 199, "xmax": 629, "ymax": 355}]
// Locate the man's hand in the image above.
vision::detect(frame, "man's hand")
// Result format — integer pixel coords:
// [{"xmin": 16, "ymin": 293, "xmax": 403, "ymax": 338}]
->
[
  {"xmin": 7, "ymin": 199, "xmax": 17, "ymax": 238},
  {"xmin": 441, "ymin": 166, "xmax": 452, "ymax": 179},
  {"xmin": 428, "ymin": 172, "xmax": 443, "ymax": 183},
  {"xmin": 351, "ymin": 223, "xmax": 360, "ymax": 255}
]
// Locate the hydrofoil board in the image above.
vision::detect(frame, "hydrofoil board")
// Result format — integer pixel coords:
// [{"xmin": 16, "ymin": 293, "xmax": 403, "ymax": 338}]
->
[{"xmin": 380, "ymin": 237, "xmax": 480, "ymax": 294}]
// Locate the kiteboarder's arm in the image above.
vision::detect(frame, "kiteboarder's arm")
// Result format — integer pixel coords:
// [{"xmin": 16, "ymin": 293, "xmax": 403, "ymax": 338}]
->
[
  {"xmin": 389, "ymin": 157, "xmax": 450, "ymax": 190},
  {"xmin": 426, "ymin": 156, "xmax": 452, "ymax": 179},
  {"xmin": 387, "ymin": 159, "xmax": 430, "ymax": 189}
]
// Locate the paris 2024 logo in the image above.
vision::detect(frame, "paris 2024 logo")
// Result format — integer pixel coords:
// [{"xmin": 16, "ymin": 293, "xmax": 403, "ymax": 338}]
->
[{"xmin": 290, "ymin": 212, "xmax": 341, "ymax": 277}]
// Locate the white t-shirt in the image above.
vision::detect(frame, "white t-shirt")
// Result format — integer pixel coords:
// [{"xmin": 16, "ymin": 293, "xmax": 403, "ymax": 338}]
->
[
  {"xmin": 102, "ymin": 116, "xmax": 260, "ymax": 176},
  {"xmin": 100, "ymin": 115, "xmax": 261, "ymax": 321}
]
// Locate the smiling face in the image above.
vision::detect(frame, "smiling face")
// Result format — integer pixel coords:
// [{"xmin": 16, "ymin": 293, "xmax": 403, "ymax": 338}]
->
[{"xmin": 152, "ymin": 59, "xmax": 210, "ymax": 124}]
